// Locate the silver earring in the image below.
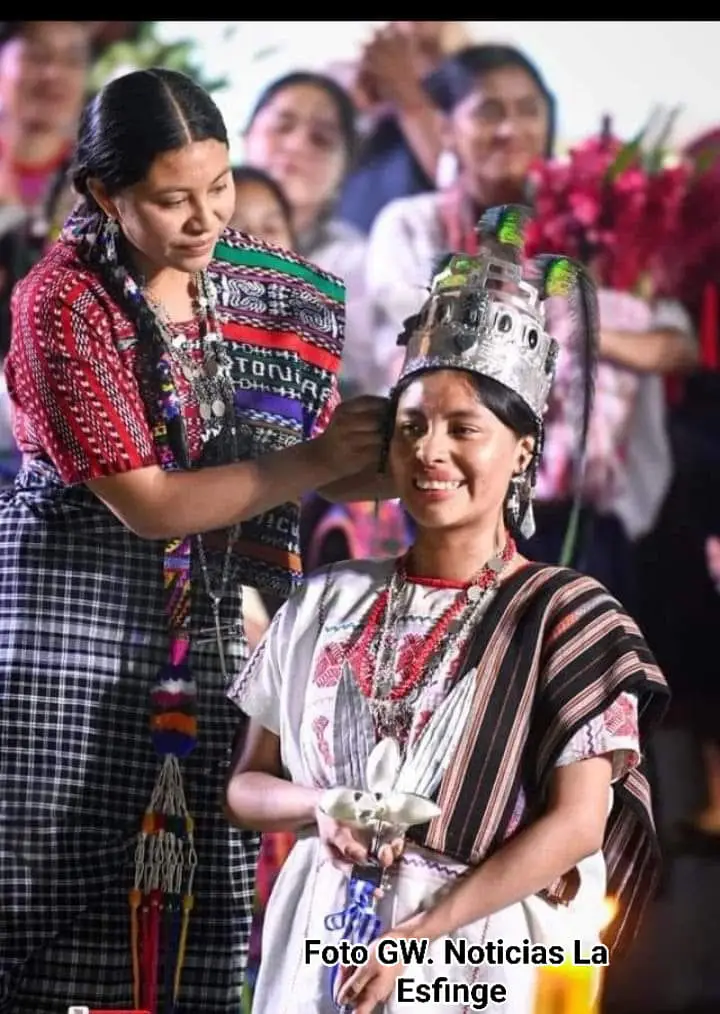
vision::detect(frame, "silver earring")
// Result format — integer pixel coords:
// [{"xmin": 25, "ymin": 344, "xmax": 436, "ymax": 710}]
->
[
  {"xmin": 100, "ymin": 217, "xmax": 119, "ymax": 264},
  {"xmin": 519, "ymin": 499, "xmax": 536, "ymax": 540},
  {"xmin": 507, "ymin": 474, "xmax": 522, "ymax": 527}
]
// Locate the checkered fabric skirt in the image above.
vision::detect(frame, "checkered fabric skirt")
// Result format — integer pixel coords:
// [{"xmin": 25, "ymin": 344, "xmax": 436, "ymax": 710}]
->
[{"xmin": 0, "ymin": 461, "xmax": 259, "ymax": 1013}]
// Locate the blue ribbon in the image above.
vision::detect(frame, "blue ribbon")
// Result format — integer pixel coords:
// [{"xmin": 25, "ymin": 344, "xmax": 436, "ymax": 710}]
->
[{"xmin": 324, "ymin": 877, "xmax": 383, "ymax": 1012}]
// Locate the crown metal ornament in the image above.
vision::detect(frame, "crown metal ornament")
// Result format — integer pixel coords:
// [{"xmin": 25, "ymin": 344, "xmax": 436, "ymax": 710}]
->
[
  {"xmin": 395, "ymin": 205, "xmax": 577, "ymax": 421},
  {"xmin": 390, "ymin": 204, "xmax": 600, "ymax": 561}
]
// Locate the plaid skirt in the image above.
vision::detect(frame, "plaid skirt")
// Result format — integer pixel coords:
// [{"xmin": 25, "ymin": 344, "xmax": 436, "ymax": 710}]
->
[{"xmin": 0, "ymin": 461, "xmax": 259, "ymax": 1013}]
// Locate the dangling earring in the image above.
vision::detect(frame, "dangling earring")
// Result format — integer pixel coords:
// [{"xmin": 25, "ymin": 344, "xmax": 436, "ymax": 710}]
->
[
  {"xmin": 519, "ymin": 497, "xmax": 536, "ymax": 540},
  {"xmin": 435, "ymin": 149, "xmax": 459, "ymax": 189},
  {"xmin": 507, "ymin": 474, "xmax": 523, "ymax": 527},
  {"xmin": 516, "ymin": 468, "xmax": 537, "ymax": 540},
  {"xmin": 99, "ymin": 216, "xmax": 119, "ymax": 265}
]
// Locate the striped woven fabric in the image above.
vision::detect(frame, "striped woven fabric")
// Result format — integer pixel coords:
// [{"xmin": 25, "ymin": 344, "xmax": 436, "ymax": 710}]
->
[
  {"xmin": 207, "ymin": 231, "xmax": 345, "ymax": 597},
  {"xmin": 406, "ymin": 563, "xmax": 670, "ymax": 956}
]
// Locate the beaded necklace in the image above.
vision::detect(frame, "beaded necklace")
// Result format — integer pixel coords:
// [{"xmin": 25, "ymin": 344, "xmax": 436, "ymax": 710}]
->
[
  {"xmin": 144, "ymin": 273, "xmax": 245, "ymax": 680},
  {"xmin": 121, "ymin": 262, "xmax": 243, "ymax": 1013},
  {"xmin": 351, "ymin": 537, "xmax": 516, "ymax": 745}
]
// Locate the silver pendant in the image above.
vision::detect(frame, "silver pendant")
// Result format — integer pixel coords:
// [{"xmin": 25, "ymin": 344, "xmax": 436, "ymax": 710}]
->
[
  {"xmin": 199, "ymin": 401, "xmax": 212, "ymax": 421},
  {"xmin": 466, "ymin": 584, "xmax": 483, "ymax": 603},
  {"xmin": 182, "ymin": 363, "xmax": 197, "ymax": 381},
  {"xmin": 172, "ymin": 335, "xmax": 185, "ymax": 349},
  {"xmin": 212, "ymin": 399, "xmax": 226, "ymax": 418}
]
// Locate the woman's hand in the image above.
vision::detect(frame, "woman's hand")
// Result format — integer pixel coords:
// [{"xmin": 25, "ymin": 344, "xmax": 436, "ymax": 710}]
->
[
  {"xmin": 336, "ymin": 929, "xmax": 409, "ymax": 1012},
  {"xmin": 313, "ymin": 395, "xmax": 389, "ymax": 480},
  {"xmin": 316, "ymin": 806, "xmax": 405, "ymax": 873},
  {"xmin": 316, "ymin": 807, "xmax": 371, "ymax": 868},
  {"xmin": 359, "ymin": 26, "xmax": 428, "ymax": 111}
]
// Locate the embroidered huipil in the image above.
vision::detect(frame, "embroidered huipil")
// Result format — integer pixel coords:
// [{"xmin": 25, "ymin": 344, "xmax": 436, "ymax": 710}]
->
[{"xmin": 229, "ymin": 559, "xmax": 668, "ymax": 1014}]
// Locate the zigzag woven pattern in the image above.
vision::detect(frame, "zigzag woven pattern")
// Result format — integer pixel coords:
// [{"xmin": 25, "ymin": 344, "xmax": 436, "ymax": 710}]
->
[{"xmin": 208, "ymin": 231, "xmax": 345, "ymax": 596}]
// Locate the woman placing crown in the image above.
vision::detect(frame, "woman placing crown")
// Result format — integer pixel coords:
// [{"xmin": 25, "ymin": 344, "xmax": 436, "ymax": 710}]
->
[{"xmin": 225, "ymin": 207, "xmax": 669, "ymax": 1014}]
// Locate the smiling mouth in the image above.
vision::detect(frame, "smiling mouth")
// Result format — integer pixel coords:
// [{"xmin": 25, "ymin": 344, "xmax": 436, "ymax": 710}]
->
[
  {"xmin": 413, "ymin": 479, "xmax": 464, "ymax": 491},
  {"xmin": 180, "ymin": 241, "xmax": 214, "ymax": 254}
]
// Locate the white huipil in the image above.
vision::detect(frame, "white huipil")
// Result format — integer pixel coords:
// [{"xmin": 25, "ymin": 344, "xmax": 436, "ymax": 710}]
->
[{"xmin": 229, "ymin": 560, "xmax": 640, "ymax": 1013}]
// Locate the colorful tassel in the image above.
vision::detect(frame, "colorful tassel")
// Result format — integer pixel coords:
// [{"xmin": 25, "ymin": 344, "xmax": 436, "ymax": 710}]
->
[
  {"xmin": 130, "ymin": 887, "xmax": 142, "ymax": 1010},
  {"xmin": 128, "ymin": 276, "xmax": 222, "ymax": 1010},
  {"xmin": 174, "ymin": 894, "xmax": 195, "ymax": 1004}
]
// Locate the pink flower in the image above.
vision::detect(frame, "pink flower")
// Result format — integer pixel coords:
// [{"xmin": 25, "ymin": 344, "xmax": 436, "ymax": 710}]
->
[
  {"xmin": 568, "ymin": 191, "xmax": 601, "ymax": 226},
  {"xmin": 524, "ymin": 132, "xmax": 693, "ymax": 292}
]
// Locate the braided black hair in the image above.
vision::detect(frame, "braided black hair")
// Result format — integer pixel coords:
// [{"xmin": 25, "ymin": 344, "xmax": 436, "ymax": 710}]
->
[{"xmin": 69, "ymin": 67, "xmax": 230, "ymax": 470}]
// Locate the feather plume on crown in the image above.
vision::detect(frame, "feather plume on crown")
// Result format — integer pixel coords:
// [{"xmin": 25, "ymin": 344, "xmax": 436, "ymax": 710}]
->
[{"xmin": 390, "ymin": 203, "xmax": 599, "ymax": 562}]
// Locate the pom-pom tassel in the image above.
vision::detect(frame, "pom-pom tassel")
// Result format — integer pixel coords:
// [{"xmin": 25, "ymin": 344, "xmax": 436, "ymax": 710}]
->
[
  {"xmin": 174, "ymin": 894, "xmax": 195, "ymax": 1005},
  {"xmin": 162, "ymin": 895, "xmax": 182, "ymax": 1014},
  {"xmin": 146, "ymin": 889, "xmax": 163, "ymax": 1014}
]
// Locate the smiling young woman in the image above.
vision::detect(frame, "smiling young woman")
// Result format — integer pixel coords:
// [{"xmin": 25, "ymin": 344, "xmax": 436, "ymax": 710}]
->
[
  {"xmin": 390, "ymin": 370, "xmax": 535, "ymax": 568},
  {"xmin": 225, "ymin": 207, "xmax": 669, "ymax": 1014}
]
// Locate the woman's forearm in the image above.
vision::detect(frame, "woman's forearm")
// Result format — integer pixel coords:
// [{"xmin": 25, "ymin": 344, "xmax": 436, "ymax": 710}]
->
[
  {"xmin": 225, "ymin": 771, "xmax": 321, "ymax": 832},
  {"xmin": 403, "ymin": 811, "xmax": 603, "ymax": 943},
  {"xmin": 395, "ymin": 96, "xmax": 444, "ymax": 184},
  {"xmin": 319, "ymin": 466, "xmax": 398, "ymax": 504},
  {"xmin": 88, "ymin": 438, "xmax": 339, "ymax": 541},
  {"xmin": 599, "ymin": 328, "xmax": 698, "ymax": 374}
]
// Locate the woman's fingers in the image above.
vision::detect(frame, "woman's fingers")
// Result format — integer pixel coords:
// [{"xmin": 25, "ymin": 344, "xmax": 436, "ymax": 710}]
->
[
  {"xmin": 377, "ymin": 835, "xmax": 405, "ymax": 867},
  {"xmin": 377, "ymin": 843, "xmax": 394, "ymax": 868},
  {"xmin": 330, "ymin": 825, "xmax": 368, "ymax": 865}
]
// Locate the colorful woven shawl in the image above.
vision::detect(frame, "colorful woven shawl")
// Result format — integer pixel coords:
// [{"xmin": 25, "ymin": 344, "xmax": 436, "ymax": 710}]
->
[
  {"xmin": 406, "ymin": 563, "xmax": 669, "ymax": 956},
  {"xmin": 208, "ymin": 232, "xmax": 345, "ymax": 596}
]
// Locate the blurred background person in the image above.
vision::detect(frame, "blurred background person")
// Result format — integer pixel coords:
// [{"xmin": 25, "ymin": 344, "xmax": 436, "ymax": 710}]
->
[
  {"xmin": 0, "ymin": 20, "xmax": 92, "ymax": 487},
  {"xmin": 331, "ymin": 20, "xmax": 471, "ymax": 234},
  {"xmin": 0, "ymin": 20, "xmax": 89, "ymax": 213},
  {"xmin": 635, "ymin": 126, "xmax": 720, "ymax": 856},
  {"xmin": 229, "ymin": 164, "xmax": 296, "ymax": 249},
  {"xmin": 242, "ymin": 70, "xmax": 371, "ymax": 397},
  {"xmin": 366, "ymin": 43, "xmax": 696, "ymax": 607},
  {"xmin": 366, "ymin": 44, "xmax": 555, "ymax": 395}
]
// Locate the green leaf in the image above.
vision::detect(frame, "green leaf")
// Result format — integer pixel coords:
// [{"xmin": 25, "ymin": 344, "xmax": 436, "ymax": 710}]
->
[
  {"xmin": 645, "ymin": 106, "xmax": 682, "ymax": 173},
  {"xmin": 605, "ymin": 134, "xmax": 643, "ymax": 181},
  {"xmin": 87, "ymin": 21, "xmax": 227, "ymax": 93}
]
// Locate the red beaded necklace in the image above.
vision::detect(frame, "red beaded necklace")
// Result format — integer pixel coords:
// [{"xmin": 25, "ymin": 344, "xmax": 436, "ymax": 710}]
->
[{"xmin": 351, "ymin": 536, "xmax": 516, "ymax": 705}]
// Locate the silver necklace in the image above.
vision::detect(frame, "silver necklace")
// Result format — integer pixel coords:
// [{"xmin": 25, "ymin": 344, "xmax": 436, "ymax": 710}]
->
[
  {"xmin": 368, "ymin": 543, "xmax": 514, "ymax": 742},
  {"xmin": 145, "ymin": 273, "xmax": 235, "ymax": 443},
  {"xmin": 144, "ymin": 271, "xmax": 244, "ymax": 682}
]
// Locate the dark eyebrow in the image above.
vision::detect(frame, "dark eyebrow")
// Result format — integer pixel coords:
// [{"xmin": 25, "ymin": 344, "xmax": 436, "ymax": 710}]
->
[
  {"xmin": 154, "ymin": 167, "xmax": 230, "ymax": 196},
  {"xmin": 397, "ymin": 408, "xmax": 484, "ymax": 422}
]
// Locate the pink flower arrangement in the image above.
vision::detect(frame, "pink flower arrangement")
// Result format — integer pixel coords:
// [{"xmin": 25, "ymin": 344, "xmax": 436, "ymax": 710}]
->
[{"xmin": 524, "ymin": 113, "xmax": 692, "ymax": 294}]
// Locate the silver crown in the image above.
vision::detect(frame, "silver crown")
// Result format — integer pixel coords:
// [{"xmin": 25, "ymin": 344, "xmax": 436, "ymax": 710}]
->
[{"xmin": 396, "ymin": 247, "xmax": 559, "ymax": 420}]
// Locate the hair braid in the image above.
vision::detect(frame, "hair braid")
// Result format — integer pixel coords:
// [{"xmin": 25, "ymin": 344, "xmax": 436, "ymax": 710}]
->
[{"xmin": 78, "ymin": 220, "xmax": 191, "ymax": 470}]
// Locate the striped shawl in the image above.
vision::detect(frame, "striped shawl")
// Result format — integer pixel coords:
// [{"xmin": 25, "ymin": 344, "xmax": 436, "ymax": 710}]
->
[{"xmin": 407, "ymin": 563, "xmax": 670, "ymax": 955}]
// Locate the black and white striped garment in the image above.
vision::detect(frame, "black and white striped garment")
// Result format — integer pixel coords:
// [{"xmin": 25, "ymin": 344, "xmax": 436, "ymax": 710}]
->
[{"xmin": 0, "ymin": 461, "xmax": 259, "ymax": 1013}]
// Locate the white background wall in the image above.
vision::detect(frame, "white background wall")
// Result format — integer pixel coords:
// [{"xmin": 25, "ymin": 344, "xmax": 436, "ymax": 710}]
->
[{"xmin": 158, "ymin": 20, "xmax": 720, "ymax": 157}]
